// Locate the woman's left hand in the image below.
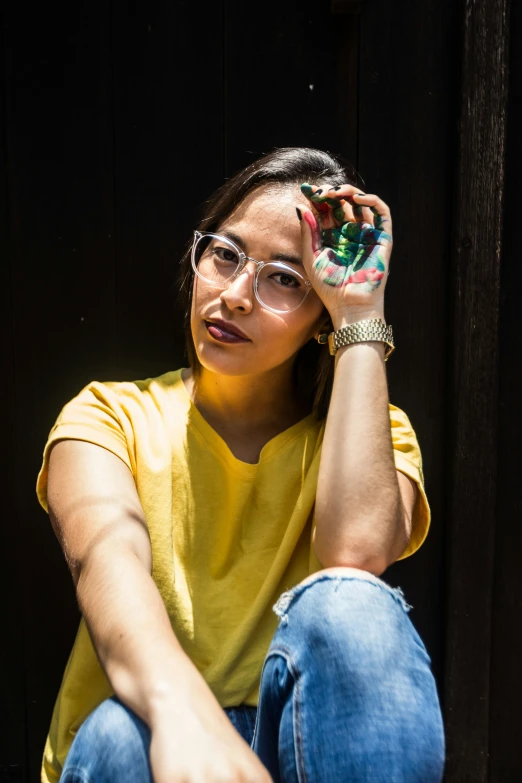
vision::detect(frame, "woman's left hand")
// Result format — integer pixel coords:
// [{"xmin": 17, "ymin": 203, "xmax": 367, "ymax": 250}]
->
[{"xmin": 297, "ymin": 182, "xmax": 393, "ymax": 321}]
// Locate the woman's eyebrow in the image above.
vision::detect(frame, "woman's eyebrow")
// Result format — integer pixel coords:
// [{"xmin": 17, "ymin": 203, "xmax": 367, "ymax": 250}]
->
[{"xmin": 221, "ymin": 229, "xmax": 303, "ymax": 267}]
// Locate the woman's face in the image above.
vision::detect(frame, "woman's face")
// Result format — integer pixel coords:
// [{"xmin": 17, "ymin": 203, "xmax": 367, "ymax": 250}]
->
[{"xmin": 190, "ymin": 184, "xmax": 329, "ymax": 378}]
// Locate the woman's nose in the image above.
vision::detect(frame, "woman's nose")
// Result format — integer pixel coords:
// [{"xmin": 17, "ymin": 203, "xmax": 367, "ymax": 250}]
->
[{"xmin": 220, "ymin": 262, "xmax": 256, "ymax": 311}]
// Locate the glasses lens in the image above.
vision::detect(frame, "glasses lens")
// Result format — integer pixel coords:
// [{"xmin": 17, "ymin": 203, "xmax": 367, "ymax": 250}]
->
[
  {"xmin": 256, "ymin": 262, "xmax": 309, "ymax": 312},
  {"xmin": 193, "ymin": 233, "xmax": 240, "ymax": 286}
]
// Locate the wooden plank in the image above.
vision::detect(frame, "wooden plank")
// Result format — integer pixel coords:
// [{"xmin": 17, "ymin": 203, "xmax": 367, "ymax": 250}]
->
[
  {"xmin": 223, "ymin": 0, "xmax": 358, "ymax": 176},
  {"xmin": 488, "ymin": 0, "xmax": 521, "ymax": 778},
  {"xmin": 111, "ymin": 0, "xmax": 226, "ymax": 379},
  {"xmin": 4, "ymin": 2, "xmax": 116, "ymax": 775},
  {"xmin": 0, "ymin": 10, "xmax": 27, "ymax": 779},
  {"xmin": 357, "ymin": 0, "xmax": 459, "ymax": 695},
  {"xmin": 443, "ymin": 0, "xmax": 510, "ymax": 780}
]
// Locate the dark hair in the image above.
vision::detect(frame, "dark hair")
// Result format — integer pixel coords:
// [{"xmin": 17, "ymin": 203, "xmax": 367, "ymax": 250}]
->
[{"xmin": 176, "ymin": 146, "xmax": 360, "ymax": 420}]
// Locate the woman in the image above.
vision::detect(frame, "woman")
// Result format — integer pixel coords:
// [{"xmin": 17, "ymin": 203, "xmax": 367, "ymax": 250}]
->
[{"xmin": 37, "ymin": 147, "xmax": 445, "ymax": 782}]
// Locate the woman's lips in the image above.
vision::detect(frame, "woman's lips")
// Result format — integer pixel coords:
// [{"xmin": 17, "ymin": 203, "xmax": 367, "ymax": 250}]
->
[{"xmin": 205, "ymin": 321, "xmax": 250, "ymax": 344}]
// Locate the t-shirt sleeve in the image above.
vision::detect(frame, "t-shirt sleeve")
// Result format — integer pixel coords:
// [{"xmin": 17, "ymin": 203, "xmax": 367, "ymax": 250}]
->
[
  {"xmin": 36, "ymin": 381, "xmax": 135, "ymax": 514},
  {"xmin": 389, "ymin": 402, "xmax": 431, "ymax": 560}
]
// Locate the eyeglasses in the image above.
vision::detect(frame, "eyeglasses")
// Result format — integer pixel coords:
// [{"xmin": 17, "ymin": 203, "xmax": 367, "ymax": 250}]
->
[{"xmin": 191, "ymin": 230, "xmax": 313, "ymax": 314}]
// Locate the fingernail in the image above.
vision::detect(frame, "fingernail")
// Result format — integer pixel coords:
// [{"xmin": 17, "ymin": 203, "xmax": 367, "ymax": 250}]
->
[
  {"xmin": 296, "ymin": 207, "xmax": 302, "ymax": 221},
  {"xmin": 333, "ymin": 186, "xmax": 341, "ymax": 191},
  {"xmin": 356, "ymin": 193, "xmax": 365, "ymax": 197},
  {"xmin": 315, "ymin": 188, "xmax": 323, "ymax": 195}
]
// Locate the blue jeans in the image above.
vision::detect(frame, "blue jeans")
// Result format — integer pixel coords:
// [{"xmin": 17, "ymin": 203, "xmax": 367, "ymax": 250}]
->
[{"xmin": 61, "ymin": 569, "xmax": 446, "ymax": 782}]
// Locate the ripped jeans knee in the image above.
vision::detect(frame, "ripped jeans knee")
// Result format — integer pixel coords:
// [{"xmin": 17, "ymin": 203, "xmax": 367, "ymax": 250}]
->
[
  {"xmin": 273, "ymin": 566, "xmax": 414, "ymax": 626},
  {"xmin": 253, "ymin": 568, "xmax": 445, "ymax": 782}
]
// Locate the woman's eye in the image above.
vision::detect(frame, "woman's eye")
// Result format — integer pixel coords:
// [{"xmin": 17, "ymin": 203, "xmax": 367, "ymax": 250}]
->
[
  {"xmin": 271, "ymin": 272, "xmax": 301, "ymax": 288},
  {"xmin": 214, "ymin": 246, "xmax": 239, "ymax": 264}
]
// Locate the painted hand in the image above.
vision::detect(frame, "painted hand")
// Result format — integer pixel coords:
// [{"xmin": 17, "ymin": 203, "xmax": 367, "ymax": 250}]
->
[{"xmin": 297, "ymin": 182, "xmax": 393, "ymax": 318}]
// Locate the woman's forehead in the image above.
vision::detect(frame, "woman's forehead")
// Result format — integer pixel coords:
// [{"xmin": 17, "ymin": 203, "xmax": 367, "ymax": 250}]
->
[{"xmin": 219, "ymin": 184, "xmax": 308, "ymax": 238}]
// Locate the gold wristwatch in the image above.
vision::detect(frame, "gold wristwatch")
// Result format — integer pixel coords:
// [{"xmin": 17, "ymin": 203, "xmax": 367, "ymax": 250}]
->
[{"xmin": 318, "ymin": 318, "xmax": 395, "ymax": 361}]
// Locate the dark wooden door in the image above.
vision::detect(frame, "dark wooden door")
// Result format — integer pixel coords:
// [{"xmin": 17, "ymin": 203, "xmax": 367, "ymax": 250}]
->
[{"xmin": 1, "ymin": 0, "xmax": 516, "ymax": 780}]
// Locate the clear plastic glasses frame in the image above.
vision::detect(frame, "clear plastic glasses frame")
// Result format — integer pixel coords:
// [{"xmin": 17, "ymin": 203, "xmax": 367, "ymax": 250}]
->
[{"xmin": 191, "ymin": 230, "xmax": 313, "ymax": 314}]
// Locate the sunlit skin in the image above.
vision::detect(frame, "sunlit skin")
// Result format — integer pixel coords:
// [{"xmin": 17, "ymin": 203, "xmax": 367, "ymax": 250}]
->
[
  {"xmin": 184, "ymin": 181, "xmax": 392, "ymax": 449},
  {"xmin": 185, "ymin": 185, "xmax": 331, "ymax": 440}
]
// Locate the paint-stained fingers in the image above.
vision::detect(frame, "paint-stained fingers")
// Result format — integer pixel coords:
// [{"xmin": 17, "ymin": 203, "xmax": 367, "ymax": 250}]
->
[
  {"xmin": 300, "ymin": 182, "xmax": 352, "ymax": 226},
  {"xmin": 322, "ymin": 190, "xmax": 355, "ymax": 225},
  {"xmin": 299, "ymin": 183, "xmax": 333, "ymax": 232},
  {"xmin": 348, "ymin": 198, "xmax": 374, "ymax": 226},
  {"xmin": 296, "ymin": 203, "xmax": 323, "ymax": 257},
  {"xmin": 325, "ymin": 184, "xmax": 374, "ymax": 226},
  {"xmin": 300, "ymin": 182, "xmax": 320, "ymax": 201},
  {"xmin": 300, "ymin": 182, "xmax": 333, "ymax": 217},
  {"xmin": 335, "ymin": 199, "xmax": 356, "ymax": 223},
  {"xmin": 301, "ymin": 207, "xmax": 323, "ymax": 254},
  {"xmin": 327, "ymin": 184, "xmax": 363, "ymax": 198},
  {"xmin": 352, "ymin": 193, "xmax": 393, "ymax": 237},
  {"xmin": 308, "ymin": 181, "xmax": 341, "ymax": 210},
  {"xmin": 301, "ymin": 182, "xmax": 337, "ymax": 203}
]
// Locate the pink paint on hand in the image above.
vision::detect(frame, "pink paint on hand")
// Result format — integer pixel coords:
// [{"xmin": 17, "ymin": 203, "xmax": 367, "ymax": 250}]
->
[
  {"xmin": 303, "ymin": 210, "xmax": 322, "ymax": 254},
  {"xmin": 347, "ymin": 267, "xmax": 384, "ymax": 284}
]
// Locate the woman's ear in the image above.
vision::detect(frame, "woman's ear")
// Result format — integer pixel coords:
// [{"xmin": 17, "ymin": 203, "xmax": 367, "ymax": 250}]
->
[{"xmin": 313, "ymin": 312, "xmax": 333, "ymax": 342}]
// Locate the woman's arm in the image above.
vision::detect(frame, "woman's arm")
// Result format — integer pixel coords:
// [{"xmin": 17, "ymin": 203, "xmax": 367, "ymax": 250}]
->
[
  {"xmin": 298, "ymin": 186, "xmax": 417, "ymax": 575},
  {"xmin": 47, "ymin": 440, "xmax": 272, "ymax": 782},
  {"xmin": 313, "ymin": 312, "xmax": 415, "ymax": 575},
  {"xmin": 47, "ymin": 439, "xmax": 216, "ymax": 725}
]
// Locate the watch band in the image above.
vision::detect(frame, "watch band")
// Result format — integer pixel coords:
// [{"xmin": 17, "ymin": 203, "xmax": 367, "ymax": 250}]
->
[{"xmin": 318, "ymin": 318, "xmax": 395, "ymax": 361}]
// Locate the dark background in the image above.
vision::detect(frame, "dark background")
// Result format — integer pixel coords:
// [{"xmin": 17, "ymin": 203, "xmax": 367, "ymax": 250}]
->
[{"xmin": 1, "ymin": 0, "xmax": 519, "ymax": 781}]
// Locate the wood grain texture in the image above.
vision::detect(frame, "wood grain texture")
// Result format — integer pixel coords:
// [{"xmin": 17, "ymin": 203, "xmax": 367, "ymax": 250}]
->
[
  {"xmin": 222, "ymin": 0, "xmax": 359, "ymax": 176},
  {"xmin": 3, "ymin": 0, "xmax": 518, "ymax": 777},
  {"xmin": 0, "ymin": 10, "xmax": 27, "ymax": 778},
  {"xmin": 488, "ymin": 0, "xmax": 521, "ymax": 779},
  {"xmin": 4, "ymin": 4, "xmax": 117, "ymax": 777},
  {"xmin": 110, "ymin": 0, "xmax": 224, "ymax": 380},
  {"xmin": 443, "ymin": 0, "xmax": 510, "ymax": 780},
  {"xmin": 358, "ymin": 0, "xmax": 459, "ymax": 701}
]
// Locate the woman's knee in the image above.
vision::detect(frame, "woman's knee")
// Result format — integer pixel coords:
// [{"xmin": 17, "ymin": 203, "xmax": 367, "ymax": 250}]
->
[
  {"xmin": 274, "ymin": 568, "xmax": 422, "ymax": 666},
  {"xmin": 63, "ymin": 696, "xmax": 152, "ymax": 780},
  {"xmin": 267, "ymin": 570, "xmax": 444, "ymax": 776}
]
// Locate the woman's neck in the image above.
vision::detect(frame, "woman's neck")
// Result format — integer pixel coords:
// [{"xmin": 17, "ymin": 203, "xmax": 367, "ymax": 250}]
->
[{"xmin": 181, "ymin": 363, "xmax": 310, "ymax": 434}]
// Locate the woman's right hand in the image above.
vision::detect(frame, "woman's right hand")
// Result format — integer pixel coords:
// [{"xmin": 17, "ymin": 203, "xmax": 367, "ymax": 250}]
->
[{"xmin": 149, "ymin": 696, "xmax": 273, "ymax": 783}]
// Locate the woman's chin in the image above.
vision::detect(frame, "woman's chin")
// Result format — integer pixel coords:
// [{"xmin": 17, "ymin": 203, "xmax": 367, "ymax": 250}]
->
[{"xmin": 195, "ymin": 343, "xmax": 260, "ymax": 377}]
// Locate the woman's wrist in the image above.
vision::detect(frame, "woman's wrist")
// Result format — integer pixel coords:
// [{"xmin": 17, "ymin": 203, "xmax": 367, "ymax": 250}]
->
[
  {"xmin": 327, "ymin": 307, "xmax": 388, "ymax": 366},
  {"xmin": 145, "ymin": 663, "xmax": 220, "ymax": 729},
  {"xmin": 333, "ymin": 339, "xmax": 386, "ymax": 366},
  {"xmin": 329, "ymin": 306, "xmax": 386, "ymax": 331}
]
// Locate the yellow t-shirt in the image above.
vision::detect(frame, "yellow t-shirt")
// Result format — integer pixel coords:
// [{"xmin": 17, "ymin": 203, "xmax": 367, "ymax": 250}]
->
[{"xmin": 36, "ymin": 367, "xmax": 430, "ymax": 782}]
